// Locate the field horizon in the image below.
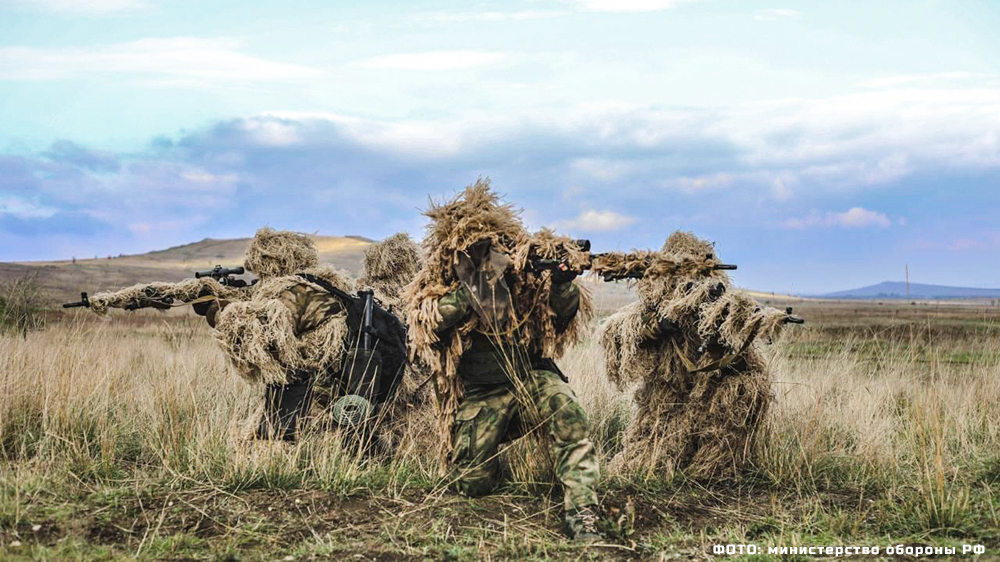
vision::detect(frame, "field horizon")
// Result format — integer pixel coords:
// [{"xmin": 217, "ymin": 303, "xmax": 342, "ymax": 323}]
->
[{"xmin": 1, "ymin": 271, "xmax": 999, "ymax": 558}]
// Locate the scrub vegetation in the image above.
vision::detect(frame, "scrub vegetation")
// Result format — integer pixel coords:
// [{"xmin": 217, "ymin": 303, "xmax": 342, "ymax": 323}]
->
[{"xmin": 1, "ymin": 295, "xmax": 998, "ymax": 560}]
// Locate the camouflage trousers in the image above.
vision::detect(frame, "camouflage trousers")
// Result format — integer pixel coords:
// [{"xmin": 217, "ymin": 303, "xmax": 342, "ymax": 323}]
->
[{"xmin": 450, "ymin": 370, "xmax": 600, "ymax": 511}]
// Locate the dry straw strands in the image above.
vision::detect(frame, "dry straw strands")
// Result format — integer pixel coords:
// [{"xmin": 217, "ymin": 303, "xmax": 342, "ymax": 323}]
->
[
  {"xmin": 213, "ymin": 259, "xmax": 354, "ymax": 385},
  {"xmin": 90, "ymin": 277, "xmax": 250, "ymax": 314},
  {"xmin": 358, "ymin": 233, "xmax": 424, "ymax": 311},
  {"xmin": 243, "ymin": 227, "xmax": 319, "ymax": 278},
  {"xmin": 599, "ymin": 231, "xmax": 786, "ymax": 480}
]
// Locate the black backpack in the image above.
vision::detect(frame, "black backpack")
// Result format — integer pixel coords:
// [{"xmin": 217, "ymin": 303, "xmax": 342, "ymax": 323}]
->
[{"xmin": 297, "ymin": 274, "xmax": 408, "ymax": 406}]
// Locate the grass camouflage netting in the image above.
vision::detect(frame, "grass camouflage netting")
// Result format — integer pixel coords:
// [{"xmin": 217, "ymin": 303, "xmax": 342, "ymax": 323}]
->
[
  {"xmin": 243, "ymin": 227, "xmax": 319, "ymax": 278},
  {"xmin": 214, "ymin": 264, "xmax": 354, "ymax": 385},
  {"xmin": 599, "ymin": 231, "xmax": 788, "ymax": 480},
  {"xmin": 402, "ymin": 179, "xmax": 593, "ymax": 469},
  {"xmin": 357, "ymin": 233, "xmax": 424, "ymax": 312},
  {"xmin": 89, "ymin": 278, "xmax": 251, "ymax": 315}
]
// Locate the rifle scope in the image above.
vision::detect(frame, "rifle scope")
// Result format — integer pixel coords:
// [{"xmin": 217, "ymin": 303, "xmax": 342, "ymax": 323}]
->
[{"xmin": 195, "ymin": 265, "xmax": 245, "ymax": 278}]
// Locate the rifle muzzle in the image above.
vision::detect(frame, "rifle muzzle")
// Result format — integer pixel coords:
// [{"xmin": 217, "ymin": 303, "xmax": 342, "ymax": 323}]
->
[
  {"xmin": 714, "ymin": 264, "xmax": 738, "ymax": 271},
  {"xmin": 62, "ymin": 292, "xmax": 90, "ymax": 308}
]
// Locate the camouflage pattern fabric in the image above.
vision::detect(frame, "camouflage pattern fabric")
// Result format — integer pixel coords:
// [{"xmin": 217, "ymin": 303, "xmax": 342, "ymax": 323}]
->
[
  {"xmin": 449, "ymin": 369, "xmax": 600, "ymax": 512},
  {"xmin": 276, "ymin": 282, "xmax": 346, "ymax": 337}
]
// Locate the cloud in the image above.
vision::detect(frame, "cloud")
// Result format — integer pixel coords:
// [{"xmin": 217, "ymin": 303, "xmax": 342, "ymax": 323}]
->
[
  {"xmin": 560, "ymin": 0, "xmax": 702, "ymax": 12},
  {"xmin": 0, "ymin": 196, "xmax": 57, "ymax": 219},
  {"xmin": 662, "ymin": 172, "xmax": 734, "ymax": 193},
  {"xmin": 555, "ymin": 210, "xmax": 637, "ymax": 232},
  {"xmin": 2, "ymin": 79, "xmax": 998, "ymax": 261},
  {"xmin": 859, "ymin": 72, "xmax": 993, "ymax": 90},
  {"xmin": 0, "ymin": 38, "xmax": 323, "ymax": 83},
  {"xmin": 44, "ymin": 140, "xmax": 120, "ymax": 172},
  {"xmin": 413, "ymin": 10, "xmax": 566, "ymax": 23},
  {"xmin": 0, "ymin": 0, "xmax": 152, "ymax": 14},
  {"xmin": 783, "ymin": 207, "xmax": 893, "ymax": 230},
  {"xmin": 754, "ymin": 8, "xmax": 801, "ymax": 21},
  {"xmin": 351, "ymin": 50, "xmax": 507, "ymax": 71}
]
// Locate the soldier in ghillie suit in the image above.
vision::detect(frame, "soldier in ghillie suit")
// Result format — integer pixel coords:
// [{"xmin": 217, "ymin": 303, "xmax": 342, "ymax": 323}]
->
[
  {"xmin": 598, "ymin": 232, "xmax": 801, "ymax": 480},
  {"xmin": 403, "ymin": 179, "xmax": 603, "ymax": 541},
  {"xmin": 203, "ymin": 227, "xmax": 359, "ymax": 441}
]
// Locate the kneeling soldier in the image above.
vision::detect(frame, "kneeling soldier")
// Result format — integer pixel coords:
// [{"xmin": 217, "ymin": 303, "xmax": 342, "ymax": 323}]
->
[{"xmin": 404, "ymin": 179, "xmax": 603, "ymax": 541}]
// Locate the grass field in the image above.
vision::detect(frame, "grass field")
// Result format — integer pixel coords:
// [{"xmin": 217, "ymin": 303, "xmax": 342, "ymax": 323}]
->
[{"xmin": 1, "ymin": 294, "xmax": 999, "ymax": 560}]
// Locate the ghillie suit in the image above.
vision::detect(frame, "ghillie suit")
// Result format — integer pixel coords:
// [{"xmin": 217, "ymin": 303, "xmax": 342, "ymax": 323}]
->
[
  {"xmin": 357, "ymin": 232, "xmax": 423, "ymax": 313},
  {"xmin": 211, "ymin": 228, "xmax": 358, "ymax": 440},
  {"xmin": 599, "ymin": 231, "xmax": 792, "ymax": 481},
  {"xmin": 87, "ymin": 277, "xmax": 251, "ymax": 315},
  {"xmin": 403, "ymin": 179, "xmax": 602, "ymax": 540}
]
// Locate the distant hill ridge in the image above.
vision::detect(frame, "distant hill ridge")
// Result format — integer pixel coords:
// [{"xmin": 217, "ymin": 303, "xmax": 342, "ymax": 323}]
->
[
  {"xmin": 3, "ymin": 234, "xmax": 373, "ymax": 302},
  {"xmin": 822, "ymin": 281, "xmax": 1000, "ymax": 300}
]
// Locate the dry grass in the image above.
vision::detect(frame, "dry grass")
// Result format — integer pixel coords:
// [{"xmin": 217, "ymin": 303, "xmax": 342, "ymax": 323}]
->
[{"xmin": 0, "ymin": 299, "xmax": 999, "ymax": 558}]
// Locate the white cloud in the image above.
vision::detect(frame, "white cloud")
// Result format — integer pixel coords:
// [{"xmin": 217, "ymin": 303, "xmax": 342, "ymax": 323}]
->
[
  {"xmin": 784, "ymin": 207, "xmax": 893, "ymax": 230},
  {"xmin": 754, "ymin": 8, "xmax": 801, "ymax": 21},
  {"xmin": 0, "ymin": 196, "xmax": 57, "ymax": 219},
  {"xmin": 0, "ymin": 38, "xmax": 322, "ymax": 82},
  {"xmin": 555, "ymin": 209, "xmax": 637, "ymax": 232},
  {"xmin": 859, "ymin": 72, "xmax": 993, "ymax": 89},
  {"xmin": 413, "ymin": 10, "xmax": 566, "ymax": 23},
  {"xmin": 352, "ymin": 50, "xmax": 507, "ymax": 71},
  {"xmin": 1, "ymin": 0, "xmax": 151, "ymax": 14},
  {"xmin": 259, "ymin": 110, "xmax": 510, "ymax": 158},
  {"xmin": 562, "ymin": 0, "xmax": 701, "ymax": 12},
  {"xmin": 663, "ymin": 172, "xmax": 734, "ymax": 193},
  {"xmin": 571, "ymin": 158, "xmax": 638, "ymax": 181}
]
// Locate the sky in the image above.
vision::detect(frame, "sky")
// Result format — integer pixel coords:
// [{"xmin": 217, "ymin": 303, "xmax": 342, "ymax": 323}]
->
[{"xmin": 0, "ymin": 0, "xmax": 998, "ymax": 294}]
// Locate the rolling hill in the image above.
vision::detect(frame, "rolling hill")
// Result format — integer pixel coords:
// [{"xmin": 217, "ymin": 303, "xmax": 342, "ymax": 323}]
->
[
  {"xmin": 821, "ymin": 281, "xmax": 1000, "ymax": 300},
  {"xmin": 2, "ymin": 235, "xmax": 373, "ymax": 303}
]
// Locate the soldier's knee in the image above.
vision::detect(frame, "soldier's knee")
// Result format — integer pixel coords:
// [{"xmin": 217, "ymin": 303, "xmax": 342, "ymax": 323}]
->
[{"xmin": 547, "ymin": 393, "xmax": 590, "ymax": 444}]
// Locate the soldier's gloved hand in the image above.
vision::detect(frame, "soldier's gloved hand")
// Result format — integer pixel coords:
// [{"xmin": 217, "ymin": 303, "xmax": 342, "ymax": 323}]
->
[
  {"xmin": 204, "ymin": 299, "xmax": 231, "ymax": 329},
  {"xmin": 783, "ymin": 306, "xmax": 805, "ymax": 324},
  {"xmin": 658, "ymin": 316, "xmax": 680, "ymax": 335},
  {"xmin": 550, "ymin": 262, "xmax": 579, "ymax": 285},
  {"xmin": 192, "ymin": 286, "xmax": 219, "ymax": 317}
]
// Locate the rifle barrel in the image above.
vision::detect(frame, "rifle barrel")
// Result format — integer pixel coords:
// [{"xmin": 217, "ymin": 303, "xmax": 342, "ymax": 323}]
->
[{"xmin": 62, "ymin": 292, "xmax": 90, "ymax": 308}]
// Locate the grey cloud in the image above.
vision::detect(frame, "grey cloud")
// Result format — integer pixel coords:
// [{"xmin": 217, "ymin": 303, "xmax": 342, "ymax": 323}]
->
[{"xmin": 44, "ymin": 140, "xmax": 121, "ymax": 172}]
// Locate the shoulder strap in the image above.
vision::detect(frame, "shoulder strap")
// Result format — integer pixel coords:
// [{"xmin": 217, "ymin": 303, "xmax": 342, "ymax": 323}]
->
[{"xmin": 297, "ymin": 273, "xmax": 353, "ymax": 302}]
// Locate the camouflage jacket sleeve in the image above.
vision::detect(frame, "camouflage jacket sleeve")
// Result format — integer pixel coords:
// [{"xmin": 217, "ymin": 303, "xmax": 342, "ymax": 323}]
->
[
  {"xmin": 277, "ymin": 283, "xmax": 345, "ymax": 336},
  {"xmin": 549, "ymin": 281, "xmax": 580, "ymax": 332},
  {"xmin": 436, "ymin": 285, "xmax": 472, "ymax": 334}
]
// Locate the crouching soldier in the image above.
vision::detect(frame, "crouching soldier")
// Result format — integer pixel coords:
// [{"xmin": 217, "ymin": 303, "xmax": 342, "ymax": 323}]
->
[
  {"xmin": 404, "ymin": 179, "xmax": 603, "ymax": 541},
  {"xmin": 598, "ymin": 231, "xmax": 803, "ymax": 480},
  {"xmin": 196, "ymin": 228, "xmax": 411, "ymax": 445}
]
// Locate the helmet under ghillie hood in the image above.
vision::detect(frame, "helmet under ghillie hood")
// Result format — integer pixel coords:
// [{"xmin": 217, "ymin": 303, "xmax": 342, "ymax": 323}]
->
[
  {"xmin": 244, "ymin": 227, "xmax": 319, "ymax": 279},
  {"xmin": 357, "ymin": 233, "xmax": 424, "ymax": 311}
]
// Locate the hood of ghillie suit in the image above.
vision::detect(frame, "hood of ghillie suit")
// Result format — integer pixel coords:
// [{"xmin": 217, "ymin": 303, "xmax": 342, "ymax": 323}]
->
[
  {"xmin": 635, "ymin": 231, "xmax": 731, "ymax": 310},
  {"xmin": 243, "ymin": 227, "xmax": 319, "ymax": 279},
  {"xmin": 402, "ymin": 178, "xmax": 593, "ymax": 469},
  {"xmin": 357, "ymin": 233, "xmax": 424, "ymax": 312}
]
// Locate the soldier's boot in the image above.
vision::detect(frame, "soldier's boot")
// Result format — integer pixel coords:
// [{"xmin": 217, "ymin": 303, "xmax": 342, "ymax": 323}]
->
[{"xmin": 563, "ymin": 504, "xmax": 604, "ymax": 542}]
